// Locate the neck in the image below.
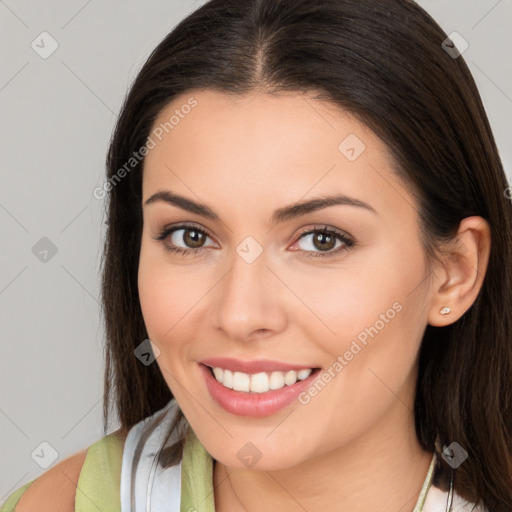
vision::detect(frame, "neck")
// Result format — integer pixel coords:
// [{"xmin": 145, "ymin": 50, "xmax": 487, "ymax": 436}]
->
[{"xmin": 213, "ymin": 399, "xmax": 433, "ymax": 512}]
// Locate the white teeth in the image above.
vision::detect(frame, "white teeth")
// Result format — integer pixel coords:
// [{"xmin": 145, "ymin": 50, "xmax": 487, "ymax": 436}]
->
[
  {"xmin": 297, "ymin": 368, "xmax": 312, "ymax": 380},
  {"xmin": 232, "ymin": 371, "xmax": 250, "ymax": 392},
  {"xmin": 212, "ymin": 367, "xmax": 223, "ymax": 381},
  {"xmin": 223, "ymin": 369, "xmax": 233, "ymax": 389},
  {"xmin": 250, "ymin": 372, "xmax": 269, "ymax": 393},
  {"xmin": 210, "ymin": 366, "xmax": 314, "ymax": 393},
  {"xmin": 284, "ymin": 370, "xmax": 297, "ymax": 385},
  {"xmin": 269, "ymin": 371, "xmax": 284, "ymax": 390}
]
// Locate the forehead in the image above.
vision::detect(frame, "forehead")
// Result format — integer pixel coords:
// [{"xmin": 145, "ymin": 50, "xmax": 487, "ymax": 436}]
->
[{"xmin": 142, "ymin": 89, "xmax": 413, "ymax": 222}]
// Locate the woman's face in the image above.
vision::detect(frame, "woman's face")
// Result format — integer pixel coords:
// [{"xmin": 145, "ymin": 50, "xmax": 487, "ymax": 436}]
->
[{"xmin": 138, "ymin": 89, "xmax": 433, "ymax": 470}]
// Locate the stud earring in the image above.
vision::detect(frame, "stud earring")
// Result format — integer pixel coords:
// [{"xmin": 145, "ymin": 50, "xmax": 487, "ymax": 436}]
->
[{"xmin": 439, "ymin": 306, "xmax": 451, "ymax": 315}]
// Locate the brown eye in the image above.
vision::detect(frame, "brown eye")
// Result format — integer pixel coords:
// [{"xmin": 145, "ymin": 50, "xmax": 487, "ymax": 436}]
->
[
  {"xmin": 311, "ymin": 232, "xmax": 337, "ymax": 252},
  {"xmin": 178, "ymin": 228, "xmax": 207, "ymax": 249},
  {"xmin": 155, "ymin": 224, "xmax": 215, "ymax": 255},
  {"xmin": 294, "ymin": 226, "xmax": 355, "ymax": 258}
]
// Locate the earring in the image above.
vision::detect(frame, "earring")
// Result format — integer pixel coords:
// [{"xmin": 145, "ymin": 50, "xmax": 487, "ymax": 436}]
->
[{"xmin": 439, "ymin": 306, "xmax": 451, "ymax": 315}]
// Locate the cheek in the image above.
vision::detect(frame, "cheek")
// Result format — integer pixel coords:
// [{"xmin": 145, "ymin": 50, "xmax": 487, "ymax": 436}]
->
[
  {"xmin": 294, "ymin": 237, "xmax": 428, "ymax": 401},
  {"xmin": 294, "ymin": 239, "xmax": 427, "ymax": 350},
  {"xmin": 137, "ymin": 244, "xmax": 193, "ymax": 350},
  {"xmin": 137, "ymin": 239, "xmax": 224, "ymax": 372}
]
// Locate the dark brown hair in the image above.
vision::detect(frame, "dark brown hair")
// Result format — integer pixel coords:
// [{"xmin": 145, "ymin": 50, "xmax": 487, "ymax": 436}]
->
[{"xmin": 100, "ymin": 0, "xmax": 512, "ymax": 508}]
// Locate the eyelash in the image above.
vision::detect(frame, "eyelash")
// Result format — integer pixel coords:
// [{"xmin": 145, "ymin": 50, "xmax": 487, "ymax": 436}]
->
[{"xmin": 153, "ymin": 223, "xmax": 355, "ymax": 259}]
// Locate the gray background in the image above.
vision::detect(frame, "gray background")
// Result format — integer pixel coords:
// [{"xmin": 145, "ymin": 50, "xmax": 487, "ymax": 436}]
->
[{"xmin": 1, "ymin": 0, "xmax": 511, "ymax": 500}]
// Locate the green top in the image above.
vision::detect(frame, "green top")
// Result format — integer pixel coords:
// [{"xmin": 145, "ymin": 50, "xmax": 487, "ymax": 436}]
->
[
  {"xmin": 1, "ymin": 428, "xmax": 435, "ymax": 511},
  {"xmin": 0, "ymin": 430, "xmax": 124, "ymax": 512},
  {"xmin": 180, "ymin": 428, "xmax": 216, "ymax": 512}
]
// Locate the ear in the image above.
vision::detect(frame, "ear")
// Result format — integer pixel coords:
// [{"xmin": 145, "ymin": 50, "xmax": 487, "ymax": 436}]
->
[{"xmin": 428, "ymin": 216, "xmax": 491, "ymax": 327}]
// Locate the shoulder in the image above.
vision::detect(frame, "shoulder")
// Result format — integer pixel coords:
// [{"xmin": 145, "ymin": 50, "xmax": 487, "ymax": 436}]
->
[
  {"xmin": 13, "ymin": 448, "xmax": 88, "ymax": 512},
  {"xmin": 9, "ymin": 429, "xmax": 125, "ymax": 512}
]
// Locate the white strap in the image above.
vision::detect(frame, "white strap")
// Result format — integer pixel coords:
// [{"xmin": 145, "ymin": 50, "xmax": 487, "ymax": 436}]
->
[
  {"xmin": 120, "ymin": 399, "xmax": 187, "ymax": 512},
  {"xmin": 423, "ymin": 485, "xmax": 488, "ymax": 512}
]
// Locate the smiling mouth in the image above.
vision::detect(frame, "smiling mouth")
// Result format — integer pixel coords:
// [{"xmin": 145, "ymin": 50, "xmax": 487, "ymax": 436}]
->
[{"xmin": 203, "ymin": 364, "xmax": 321, "ymax": 394}]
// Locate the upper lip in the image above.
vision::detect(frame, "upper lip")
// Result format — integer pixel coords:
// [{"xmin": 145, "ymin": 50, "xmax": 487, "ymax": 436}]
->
[{"xmin": 200, "ymin": 357, "xmax": 318, "ymax": 374}]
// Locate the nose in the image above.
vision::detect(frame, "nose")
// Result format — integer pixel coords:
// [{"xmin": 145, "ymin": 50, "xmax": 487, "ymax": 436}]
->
[{"xmin": 210, "ymin": 246, "xmax": 288, "ymax": 343}]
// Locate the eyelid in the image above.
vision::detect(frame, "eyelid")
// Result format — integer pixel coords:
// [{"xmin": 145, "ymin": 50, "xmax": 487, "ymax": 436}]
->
[
  {"xmin": 294, "ymin": 223, "xmax": 353, "ymax": 241},
  {"xmin": 154, "ymin": 221, "xmax": 216, "ymax": 243},
  {"xmin": 290, "ymin": 224, "xmax": 355, "ymax": 255},
  {"xmin": 154, "ymin": 221, "xmax": 355, "ymax": 257},
  {"xmin": 154, "ymin": 222, "xmax": 352, "ymax": 241}
]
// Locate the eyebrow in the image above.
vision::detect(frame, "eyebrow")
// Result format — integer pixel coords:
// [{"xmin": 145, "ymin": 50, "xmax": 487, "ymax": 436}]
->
[{"xmin": 143, "ymin": 190, "xmax": 378, "ymax": 224}]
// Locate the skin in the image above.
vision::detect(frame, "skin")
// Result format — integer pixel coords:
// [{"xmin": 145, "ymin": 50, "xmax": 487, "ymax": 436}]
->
[{"xmin": 137, "ymin": 89, "xmax": 490, "ymax": 511}]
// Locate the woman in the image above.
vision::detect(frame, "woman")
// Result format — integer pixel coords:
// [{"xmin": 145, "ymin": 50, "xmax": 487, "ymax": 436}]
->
[{"xmin": 3, "ymin": 0, "xmax": 511, "ymax": 510}]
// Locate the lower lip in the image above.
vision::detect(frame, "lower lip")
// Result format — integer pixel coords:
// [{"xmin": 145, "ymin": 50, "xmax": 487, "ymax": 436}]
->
[{"xmin": 199, "ymin": 363, "xmax": 321, "ymax": 417}]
